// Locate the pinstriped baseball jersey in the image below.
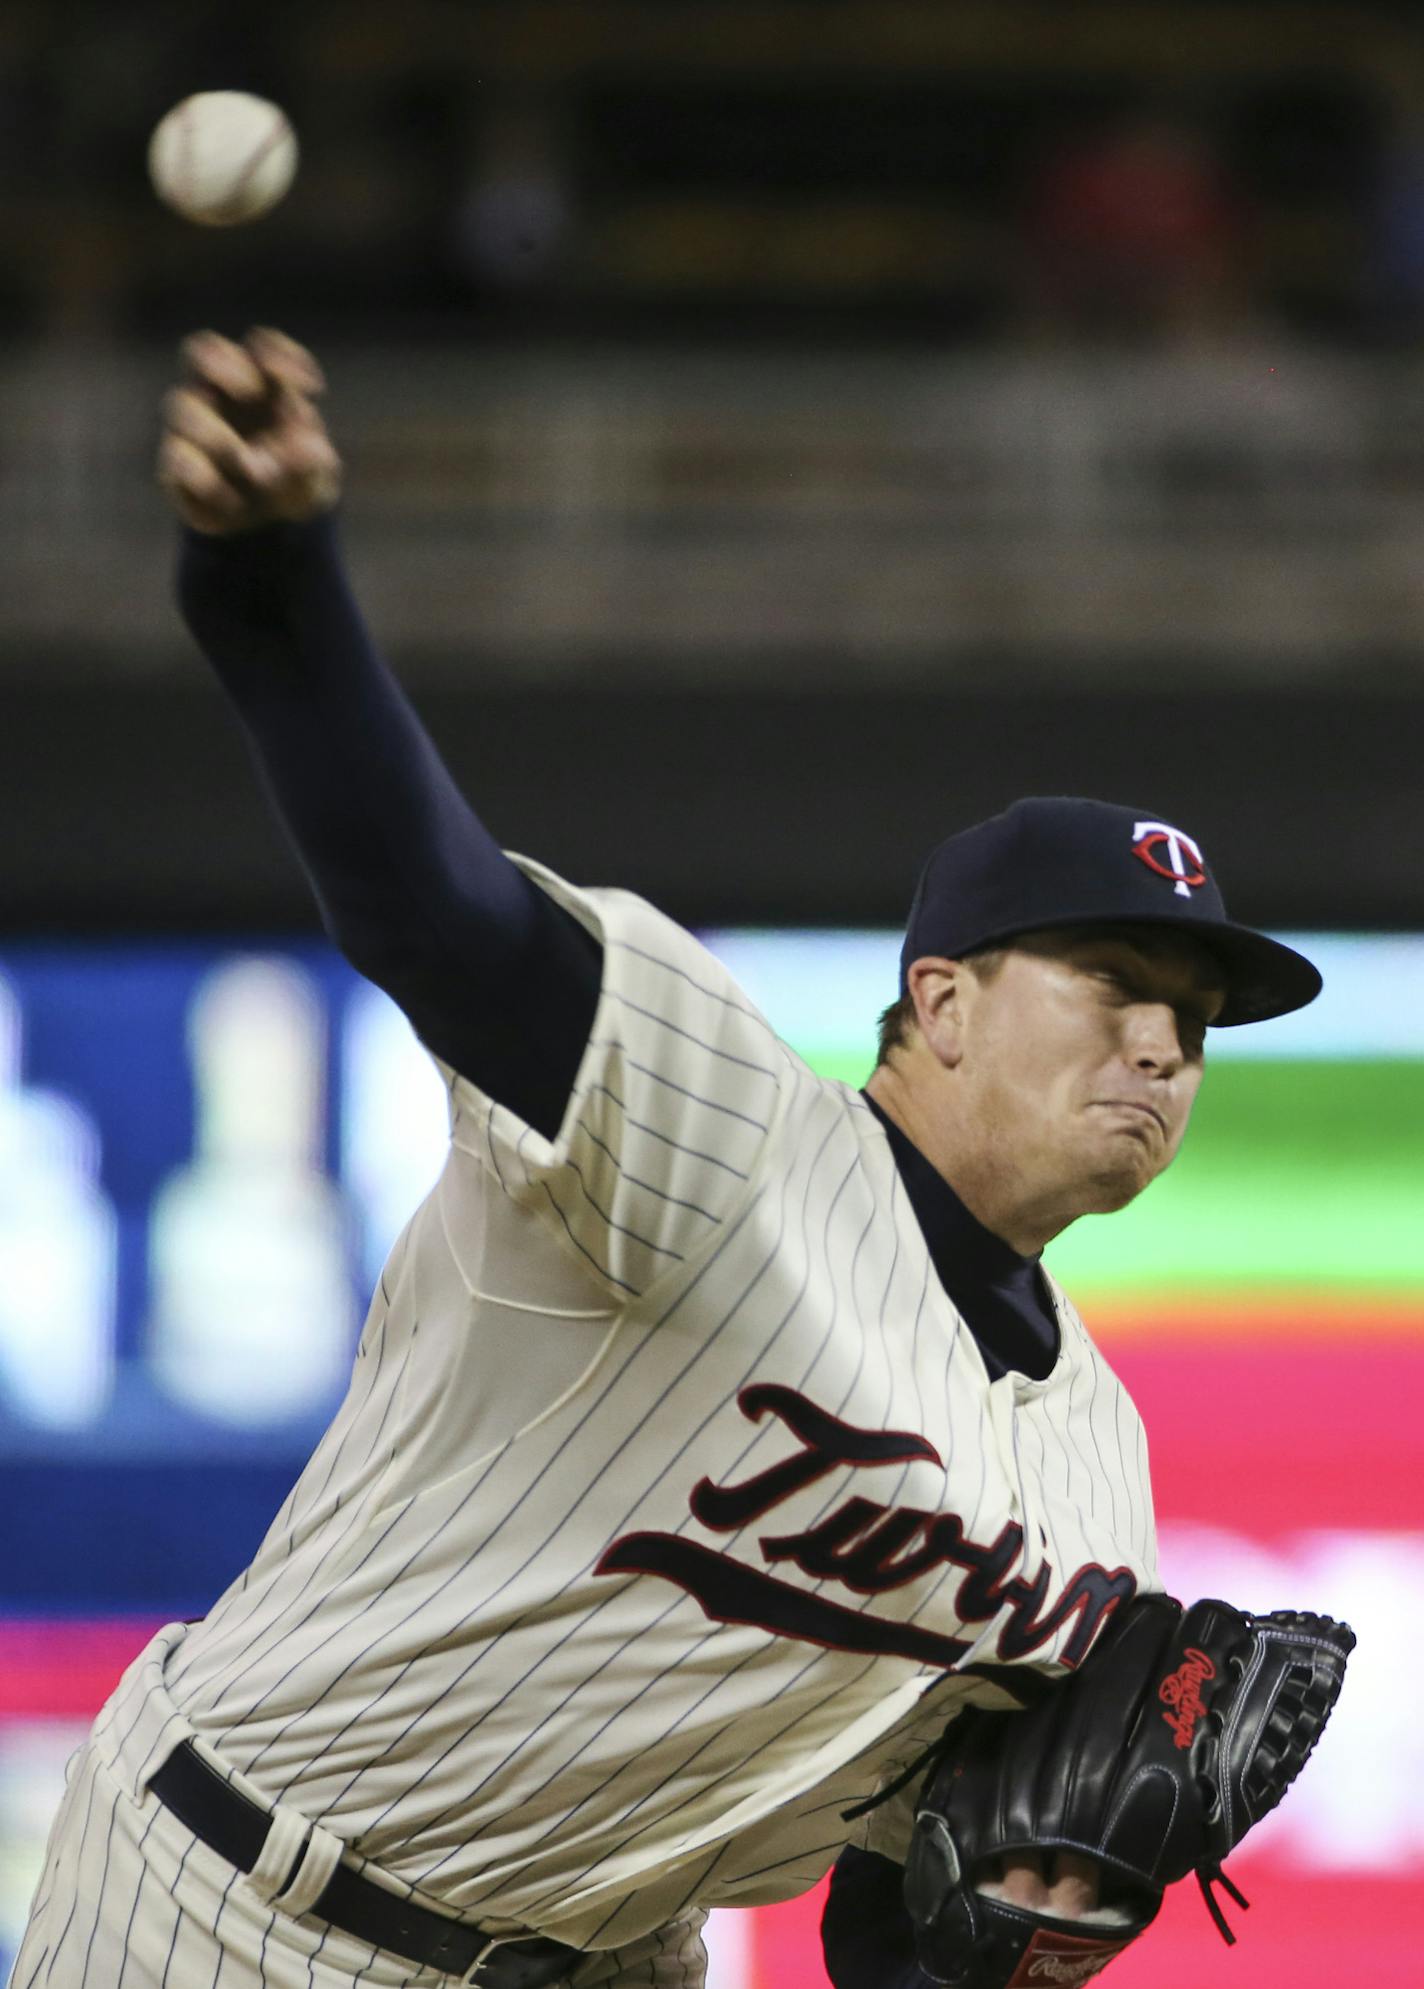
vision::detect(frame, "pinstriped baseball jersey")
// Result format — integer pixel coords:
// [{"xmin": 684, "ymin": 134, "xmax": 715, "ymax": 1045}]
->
[{"xmin": 158, "ymin": 858, "xmax": 1162, "ymax": 1952}]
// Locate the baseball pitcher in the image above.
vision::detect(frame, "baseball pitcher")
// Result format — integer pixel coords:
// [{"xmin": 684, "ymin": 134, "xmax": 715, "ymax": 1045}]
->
[{"xmin": 9, "ymin": 331, "xmax": 1350, "ymax": 1989}]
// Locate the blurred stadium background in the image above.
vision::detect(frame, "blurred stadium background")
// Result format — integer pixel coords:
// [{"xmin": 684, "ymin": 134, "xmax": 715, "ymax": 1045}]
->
[{"xmin": 1, "ymin": 4, "xmax": 1422, "ymax": 1984}]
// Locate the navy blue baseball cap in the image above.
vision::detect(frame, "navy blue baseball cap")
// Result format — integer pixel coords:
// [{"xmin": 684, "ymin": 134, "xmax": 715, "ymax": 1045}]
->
[{"xmin": 900, "ymin": 797, "xmax": 1322, "ymax": 1027}]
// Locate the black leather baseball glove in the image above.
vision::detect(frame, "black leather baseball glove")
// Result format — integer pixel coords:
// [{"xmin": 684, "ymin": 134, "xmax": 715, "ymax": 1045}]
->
[{"xmin": 899, "ymin": 1591, "xmax": 1354, "ymax": 1988}]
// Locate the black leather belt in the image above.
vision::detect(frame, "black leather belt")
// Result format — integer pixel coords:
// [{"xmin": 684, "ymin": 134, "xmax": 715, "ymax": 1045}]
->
[{"xmin": 148, "ymin": 1740, "xmax": 580, "ymax": 1988}]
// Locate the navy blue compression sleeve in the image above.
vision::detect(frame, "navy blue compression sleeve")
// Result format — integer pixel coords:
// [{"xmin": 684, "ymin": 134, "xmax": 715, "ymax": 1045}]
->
[{"xmin": 176, "ymin": 512, "xmax": 601, "ymax": 1140}]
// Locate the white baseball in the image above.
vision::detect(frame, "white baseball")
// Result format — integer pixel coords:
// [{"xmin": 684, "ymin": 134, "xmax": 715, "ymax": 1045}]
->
[{"xmin": 148, "ymin": 92, "xmax": 298, "ymax": 227}]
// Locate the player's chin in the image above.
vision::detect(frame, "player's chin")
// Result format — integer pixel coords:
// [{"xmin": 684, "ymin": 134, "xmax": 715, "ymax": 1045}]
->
[{"xmin": 1081, "ymin": 1144, "xmax": 1163, "ymax": 1212}]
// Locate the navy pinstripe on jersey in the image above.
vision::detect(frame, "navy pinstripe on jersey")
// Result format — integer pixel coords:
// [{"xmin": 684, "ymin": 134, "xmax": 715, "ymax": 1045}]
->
[
  {"xmin": 40, "ymin": 859, "xmax": 1160, "ymax": 1966},
  {"xmin": 136, "ymin": 855, "xmax": 1153, "ymax": 1941}
]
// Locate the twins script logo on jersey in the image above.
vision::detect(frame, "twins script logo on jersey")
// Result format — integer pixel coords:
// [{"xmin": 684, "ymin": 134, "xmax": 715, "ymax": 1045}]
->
[
  {"xmin": 597, "ymin": 1384, "xmax": 1136, "ymax": 1669},
  {"xmin": 1131, "ymin": 819, "xmax": 1207, "ymax": 898}
]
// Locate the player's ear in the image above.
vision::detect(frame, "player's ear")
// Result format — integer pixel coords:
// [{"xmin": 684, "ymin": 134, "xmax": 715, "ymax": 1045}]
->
[{"xmin": 905, "ymin": 958, "xmax": 969, "ymax": 1070}]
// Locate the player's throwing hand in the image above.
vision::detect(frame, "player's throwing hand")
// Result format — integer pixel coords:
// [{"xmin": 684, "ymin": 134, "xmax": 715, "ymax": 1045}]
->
[{"xmin": 157, "ymin": 326, "xmax": 342, "ymax": 534}]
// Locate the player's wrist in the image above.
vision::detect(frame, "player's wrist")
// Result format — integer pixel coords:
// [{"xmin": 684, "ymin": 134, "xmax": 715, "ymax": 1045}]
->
[{"xmin": 178, "ymin": 507, "xmax": 339, "ymax": 559}]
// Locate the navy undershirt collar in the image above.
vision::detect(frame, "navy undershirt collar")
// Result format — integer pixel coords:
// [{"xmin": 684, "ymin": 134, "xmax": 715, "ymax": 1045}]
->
[{"xmin": 861, "ymin": 1091, "xmax": 1060, "ymax": 1382}]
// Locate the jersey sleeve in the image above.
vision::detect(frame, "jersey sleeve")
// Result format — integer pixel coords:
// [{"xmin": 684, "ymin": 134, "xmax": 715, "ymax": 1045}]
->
[{"xmin": 436, "ymin": 858, "xmax": 786, "ymax": 1300}]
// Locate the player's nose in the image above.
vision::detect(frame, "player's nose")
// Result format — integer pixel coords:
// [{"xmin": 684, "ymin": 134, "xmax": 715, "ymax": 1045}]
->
[{"xmin": 1125, "ymin": 1001, "xmax": 1186, "ymax": 1075}]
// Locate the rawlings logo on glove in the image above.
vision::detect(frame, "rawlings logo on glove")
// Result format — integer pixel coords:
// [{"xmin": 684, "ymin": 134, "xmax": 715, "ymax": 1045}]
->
[
  {"xmin": 1158, "ymin": 1645, "xmax": 1216, "ymax": 1748},
  {"xmin": 898, "ymin": 1593, "xmax": 1354, "ymax": 1989},
  {"xmin": 1007, "ymin": 1930, "xmax": 1128, "ymax": 1985}
]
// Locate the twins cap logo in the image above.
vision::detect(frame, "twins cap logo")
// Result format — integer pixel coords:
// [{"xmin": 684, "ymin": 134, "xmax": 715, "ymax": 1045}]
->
[{"xmin": 1131, "ymin": 819, "xmax": 1207, "ymax": 899}]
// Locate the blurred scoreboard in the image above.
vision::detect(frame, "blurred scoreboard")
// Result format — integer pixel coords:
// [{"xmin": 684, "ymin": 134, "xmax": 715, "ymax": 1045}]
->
[{"xmin": 2, "ymin": 930, "xmax": 1421, "ymax": 1985}]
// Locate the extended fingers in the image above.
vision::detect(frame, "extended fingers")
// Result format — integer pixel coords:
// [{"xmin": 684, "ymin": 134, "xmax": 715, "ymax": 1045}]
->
[
  {"xmin": 163, "ymin": 386, "xmax": 269, "ymax": 483},
  {"xmin": 1046, "ymin": 1851, "xmax": 1099, "ymax": 1917},
  {"xmin": 156, "ymin": 432, "xmax": 249, "ymax": 526},
  {"xmin": 984, "ymin": 1851, "xmax": 1101, "ymax": 1917},
  {"xmin": 180, "ymin": 329, "xmax": 268, "ymax": 406},
  {"xmin": 281, "ymin": 421, "xmax": 341, "ymax": 480},
  {"xmin": 246, "ymin": 325, "xmax": 325, "ymax": 394},
  {"xmin": 179, "ymin": 325, "xmax": 323, "ymax": 404},
  {"xmin": 164, "ymin": 328, "xmax": 341, "ymax": 528},
  {"xmin": 991, "ymin": 1856, "xmax": 1052, "ymax": 1910}
]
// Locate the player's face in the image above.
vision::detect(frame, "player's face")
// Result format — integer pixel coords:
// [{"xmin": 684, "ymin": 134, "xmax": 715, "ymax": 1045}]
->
[{"xmin": 955, "ymin": 926, "xmax": 1225, "ymax": 1222}]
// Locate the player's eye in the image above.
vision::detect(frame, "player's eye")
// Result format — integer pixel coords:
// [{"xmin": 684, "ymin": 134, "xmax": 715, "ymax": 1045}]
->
[{"xmin": 1176, "ymin": 1010, "xmax": 1209, "ymax": 1056}]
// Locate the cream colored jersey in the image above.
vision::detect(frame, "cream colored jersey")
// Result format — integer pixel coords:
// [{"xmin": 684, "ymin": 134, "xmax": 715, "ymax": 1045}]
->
[{"xmin": 153, "ymin": 860, "xmax": 1161, "ymax": 1953}]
